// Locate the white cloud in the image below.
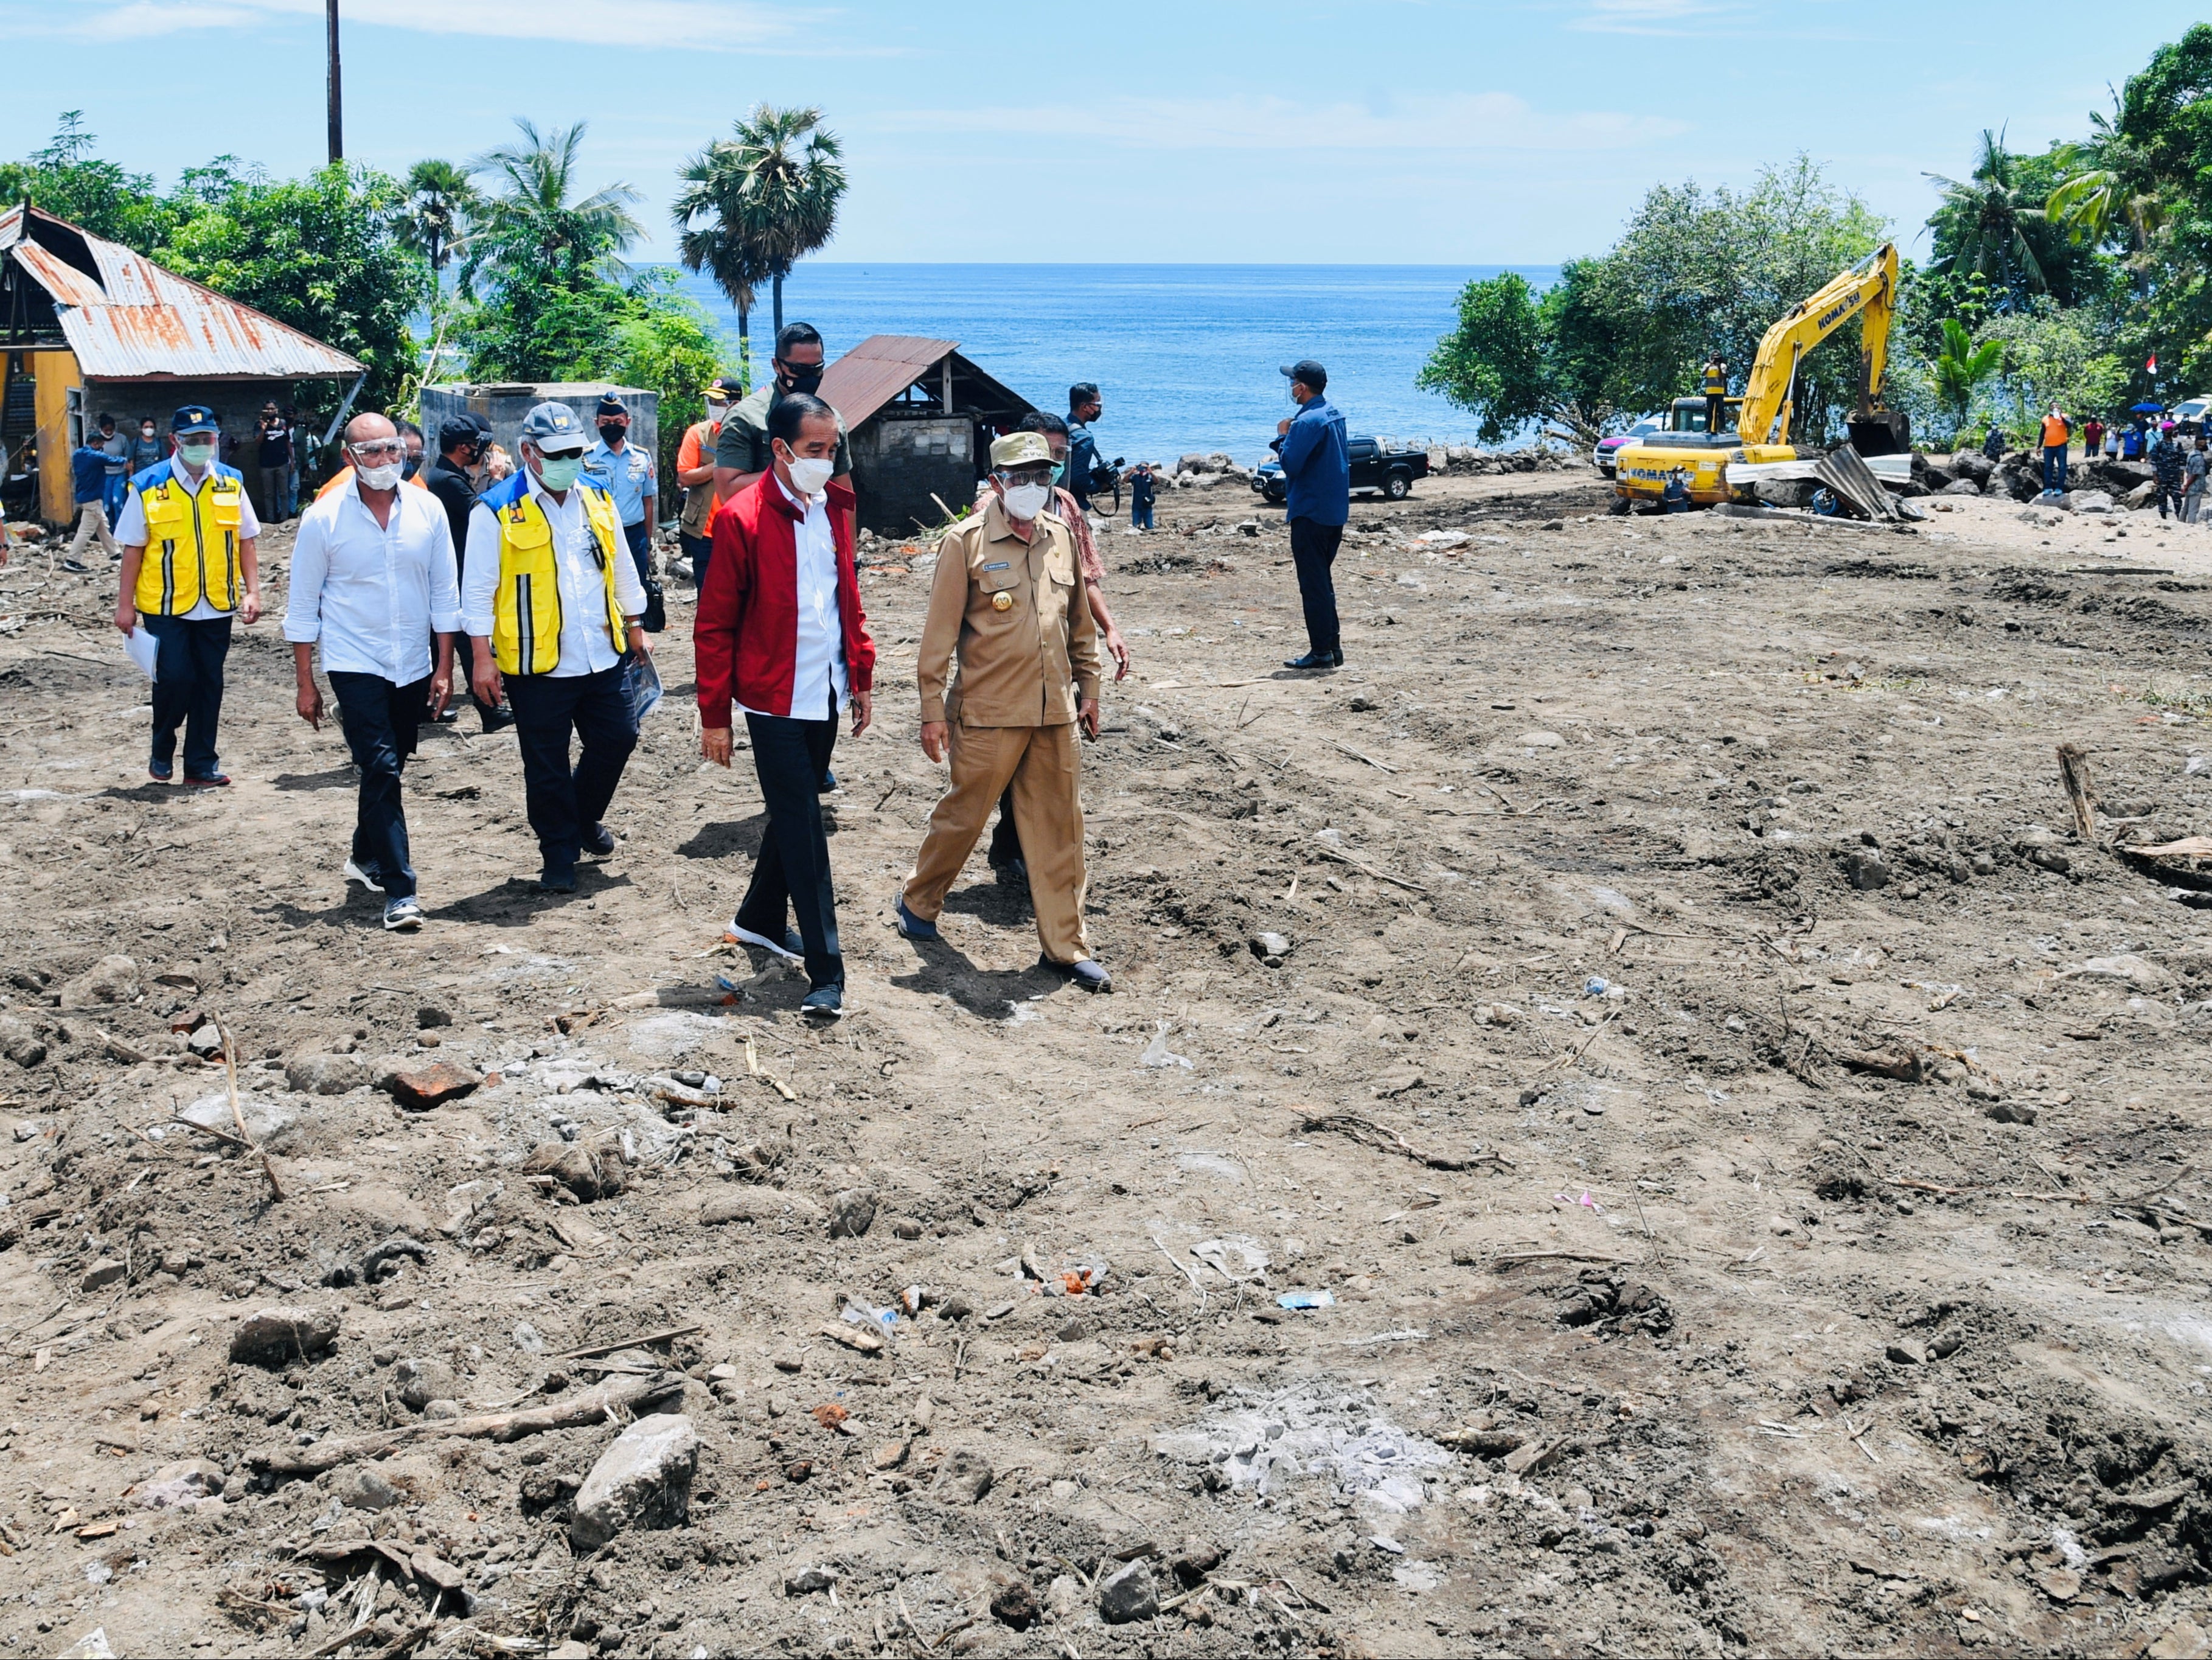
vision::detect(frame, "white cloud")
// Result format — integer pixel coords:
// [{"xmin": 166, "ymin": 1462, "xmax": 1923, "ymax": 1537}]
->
[
  {"xmin": 868, "ymin": 91, "xmax": 1688, "ymax": 155},
  {"xmin": 19, "ymin": 0, "xmax": 795, "ymax": 46}
]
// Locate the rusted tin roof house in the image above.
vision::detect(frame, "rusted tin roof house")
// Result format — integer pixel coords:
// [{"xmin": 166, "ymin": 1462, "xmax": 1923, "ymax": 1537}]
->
[
  {"xmin": 817, "ymin": 336, "xmax": 1035, "ymax": 537},
  {"xmin": 1, "ymin": 204, "xmax": 363, "ymax": 525}
]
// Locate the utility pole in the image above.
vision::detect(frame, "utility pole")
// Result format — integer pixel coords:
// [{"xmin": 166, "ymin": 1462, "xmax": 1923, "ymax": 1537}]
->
[{"xmin": 325, "ymin": 0, "xmax": 343, "ymax": 164}]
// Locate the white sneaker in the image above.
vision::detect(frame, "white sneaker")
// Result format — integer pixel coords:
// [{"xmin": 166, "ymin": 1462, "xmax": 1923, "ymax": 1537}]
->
[
  {"xmin": 383, "ymin": 896, "xmax": 423, "ymax": 932},
  {"xmin": 724, "ymin": 922, "xmax": 804, "ymax": 963},
  {"xmin": 344, "ymin": 859, "xmax": 384, "ymax": 893}
]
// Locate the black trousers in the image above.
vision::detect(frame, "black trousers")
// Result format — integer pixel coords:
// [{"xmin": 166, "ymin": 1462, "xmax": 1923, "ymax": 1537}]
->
[
  {"xmin": 1289, "ymin": 516, "xmax": 1344, "ymax": 656},
  {"xmin": 681, "ymin": 531, "xmax": 711, "ymax": 592},
  {"xmin": 1705, "ymin": 394, "xmax": 1725, "ymax": 431},
  {"xmin": 739, "ymin": 711, "xmax": 843, "ymax": 991},
  {"xmin": 504, "ymin": 665, "xmax": 638, "ymax": 879},
  {"xmin": 451, "ymin": 633, "xmax": 509, "ymax": 731},
  {"xmin": 143, "ymin": 613, "xmax": 231, "ymax": 778},
  {"xmin": 329, "ymin": 670, "xmax": 428, "ymax": 899},
  {"xmin": 623, "ymin": 520, "xmax": 652, "ymax": 587}
]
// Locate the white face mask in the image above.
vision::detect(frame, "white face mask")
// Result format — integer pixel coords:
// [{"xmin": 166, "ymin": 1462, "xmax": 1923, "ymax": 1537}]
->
[
  {"xmin": 355, "ymin": 461, "xmax": 403, "ymax": 491},
  {"xmin": 705, "ymin": 400, "xmax": 729, "ymax": 421},
  {"xmin": 1001, "ymin": 481, "xmax": 1052, "ymax": 520},
  {"xmin": 784, "ymin": 453, "xmax": 835, "ymax": 496}
]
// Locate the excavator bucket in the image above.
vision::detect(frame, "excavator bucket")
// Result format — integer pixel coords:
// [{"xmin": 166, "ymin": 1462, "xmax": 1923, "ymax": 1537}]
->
[{"xmin": 1846, "ymin": 410, "xmax": 1910, "ymax": 457}]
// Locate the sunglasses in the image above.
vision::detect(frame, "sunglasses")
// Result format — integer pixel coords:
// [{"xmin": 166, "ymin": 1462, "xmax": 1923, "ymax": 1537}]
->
[{"xmin": 997, "ymin": 467, "xmax": 1054, "ymax": 488}]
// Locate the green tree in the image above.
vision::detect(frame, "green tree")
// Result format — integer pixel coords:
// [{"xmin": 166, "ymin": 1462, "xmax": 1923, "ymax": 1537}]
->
[
  {"xmin": 461, "ymin": 119, "xmax": 641, "ymax": 297},
  {"xmin": 157, "ymin": 161, "xmax": 428, "ymax": 413},
  {"xmin": 398, "ymin": 159, "xmax": 478, "ymax": 279},
  {"xmin": 1932, "ymin": 318, "xmax": 2005, "ymax": 432},
  {"xmin": 671, "ymin": 144, "xmax": 773, "ymax": 387},
  {"xmin": 1978, "ymin": 303, "xmax": 2129, "ymax": 430},
  {"xmin": 1924, "ymin": 131, "xmax": 2056, "ymax": 305},
  {"xmin": 712, "ymin": 105, "xmax": 847, "ymax": 337}
]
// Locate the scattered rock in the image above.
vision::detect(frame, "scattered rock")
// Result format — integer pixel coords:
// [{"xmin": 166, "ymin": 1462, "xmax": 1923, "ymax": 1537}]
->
[
  {"xmin": 828, "ymin": 1188, "xmax": 877, "ymax": 1239},
  {"xmin": 891, "ymin": 1217, "xmax": 923, "ymax": 1240},
  {"xmin": 136, "ymin": 1459, "xmax": 224, "ymax": 1510},
  {"xmin": 287, "ymin": 1053, "xmax": 368, "ymax": 1097},
  {"xmin": 1046, "ymin": 1574, "xmax": 1085, "ymax": 1624},
  {"xmin": 772, "ymin": 1351, "xmax": 804, "ymax": 1373},
  {"xmin": 568, "ymin": 1414, "xmax": 698, "ymax": 1551},
  {"xmin": 1097, "ymin": 1558, "xmax": 1159, "ymax": 1624},
  {"xmin": 1985, "ymin": 1101, "xmax": 2039, "ymax": 1125},
  {"xmin": 379, "ymin": 1062, "xmax": 482, "ymax": 1111},
  {"xmin": 1887, "ymin": 1338, "xmax": 1925, "ymax": 1366},
  {"xmin": 415, "ymin": 1005, "xmax": 452, "ymax": 1029},
  {"xmin": 1250, "ymin": 932, "xmax": 1293, "ymax": 966},
  {"xmin": 230, "ymin": 1306, "xmax": 341, "ymax": 1368},
  {"xmin": 339, "ymin": 1468, "xmax": 401, "ymax": 1512},
  {"xmin": 2148, "ymin": 1619, "xmax": 2212, "ymax": 1660},
  {"xmin": 1844, "ymin": 849, "xmax": 1890, "ymax": 891},
  {"xmin": 931, "ymin": 1448, "xmax": 993, "ymax": 1504},
  {"xmin": 784, "ymin": 1564, "xmax": 836, "ymax": 1597},
  {"xmin": 989, "ymin": 1577, "xmax": 1040, "ymax": 1630},
  {"xmin": 700, "ymin": 1193, "xmax": 756, "ymax": 1226},
  {"xmin": 79, "ymin": 1258, "xmax": 125, "ymax": 1292},
  {"xmin": 1171, "ymin": 1538, "xmax": 1225, "ymax": 1588},
  {"xmin": 524, "ymin": 1142, "xmax": 623, "ymax": 1202},
  {"xmin": 59, "ymin": 955, "xmax": 139, "ymax": 1010},
  {"xmin": 393, "ymin": 1357, "xmax": 457, "ymax": 1411},
  {"xmin": 0, "ymin": 1016, "xmax": 45, "ymax": 1069}
]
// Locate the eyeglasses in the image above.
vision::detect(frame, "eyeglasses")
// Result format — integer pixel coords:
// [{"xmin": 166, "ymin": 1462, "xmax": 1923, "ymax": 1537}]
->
[
  {"xmin": 348, "ymin": 439, "xmax": 405, "ymax": 460},
  {"xmin": 997, "ymin": 467, "xmax": 1054, "ymax": 489}
]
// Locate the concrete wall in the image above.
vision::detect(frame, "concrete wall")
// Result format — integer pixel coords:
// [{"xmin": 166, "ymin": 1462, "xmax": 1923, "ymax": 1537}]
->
[
  {"xmin": 420, "ymin": 383, "xmax": 657, "ymax": 484},
  {"xmin": 848, "ymin": 414, "xmax": 976, "ymax": 538}
]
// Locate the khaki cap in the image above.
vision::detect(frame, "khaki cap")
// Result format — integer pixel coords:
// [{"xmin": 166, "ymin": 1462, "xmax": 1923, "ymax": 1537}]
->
[{"xmin": 990, "ymin": 431, "xmax": 1053, "ymax": 470}]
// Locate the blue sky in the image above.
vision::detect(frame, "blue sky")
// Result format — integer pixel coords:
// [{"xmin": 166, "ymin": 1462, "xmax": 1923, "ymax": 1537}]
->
[{"xmin": 0, "ymin": 1, "xmax": 2187, "ymax": 264}]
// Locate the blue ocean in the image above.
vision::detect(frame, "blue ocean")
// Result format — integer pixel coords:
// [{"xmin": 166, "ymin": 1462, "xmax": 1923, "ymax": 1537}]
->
[{"xmin": 664, "ymin": 264, "xmax": 1560, "ymax": 467}]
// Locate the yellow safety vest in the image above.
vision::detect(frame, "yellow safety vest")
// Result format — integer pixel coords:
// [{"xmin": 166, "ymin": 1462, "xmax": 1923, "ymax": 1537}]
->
[
  {"xmin": 1702, "ymin": 366, "xmax": 1727, "ymax": 396},
  {"xmin": 131, "ymin": 462, "xmax": 244, "ymax": 616},
  {"xmin": 486, "ymin": 478, "xmax": 629, "ymax": 675}
]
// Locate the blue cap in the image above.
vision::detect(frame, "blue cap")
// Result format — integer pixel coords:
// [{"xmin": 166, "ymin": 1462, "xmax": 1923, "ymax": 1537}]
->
[
  {"xmin": 518, "ymin": 400, "xmax": 588, "ymax": 452},
  {"xmin": 596, "ymin": 393, "xmax": 628, "ymax": 417},
  {"xmin": 172, "ymin": 405, "xmax": 220, "ymax": 435}
]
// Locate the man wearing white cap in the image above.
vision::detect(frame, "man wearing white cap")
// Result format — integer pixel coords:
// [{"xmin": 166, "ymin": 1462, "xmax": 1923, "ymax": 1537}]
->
[
  {"xmin": 463, "ymin": 401, "xmax": 651, "ymax": 894},
  {"xmin": 896, "ymin": 431, "xmax": 1110, "ymax": 992}
]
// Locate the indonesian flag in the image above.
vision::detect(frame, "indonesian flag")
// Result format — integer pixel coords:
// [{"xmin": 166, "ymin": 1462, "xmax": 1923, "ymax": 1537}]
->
[{"xmin": 2148, "ymin": 352, "xmax": 2158, "ymax": 373}]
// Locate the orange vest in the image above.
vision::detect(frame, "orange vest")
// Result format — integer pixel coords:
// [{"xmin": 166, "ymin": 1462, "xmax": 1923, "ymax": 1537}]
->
[{"xmin": 2041, "ymin": 414, "xmax": 2070, "ymax": 448}]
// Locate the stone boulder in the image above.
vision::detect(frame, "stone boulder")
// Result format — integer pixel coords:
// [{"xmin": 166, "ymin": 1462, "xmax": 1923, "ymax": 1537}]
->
[
  {"xmin": 1939, "ymin": 477, "xmax": 1983, "ymax": 495},
  {"xmin": 60, "ymin": 955, "xmax": 139, "ymax": 1010},
  {"xmin": 2064, "ymin": 489, "xmax": 2116, "ymax": 514},
  {"xmin": 230, "ymin": 1306, "xmax": 341, "ymax": 1368},
  {"xmin": 569, "ymin": 1414, "xmax": 698, "ymax": 1550},
  {"xmin": 286, "ymin": 1053, "xmax": 367, "ymax": 1096},
  {"xmin": 1949, "ymin": 452, "xmax": 1995, "ymax": 483}
]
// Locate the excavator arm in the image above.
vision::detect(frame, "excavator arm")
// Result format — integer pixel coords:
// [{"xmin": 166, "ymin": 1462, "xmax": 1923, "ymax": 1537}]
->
[{"xmin": 1734, "ymin": 243, "xmax": 1901, "ymax": 451}]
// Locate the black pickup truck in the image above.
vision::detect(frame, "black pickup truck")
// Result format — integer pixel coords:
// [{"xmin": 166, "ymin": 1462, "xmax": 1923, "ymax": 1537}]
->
[{"xmin": 1253, "ymin": 436, "xmax": 1430, "ymax": 504}]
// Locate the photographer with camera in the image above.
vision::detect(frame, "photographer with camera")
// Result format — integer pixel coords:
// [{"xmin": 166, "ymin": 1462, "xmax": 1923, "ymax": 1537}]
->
[{"xmin": 1065, "ymin": 383, "xmax": 1122, "ymax": 512}]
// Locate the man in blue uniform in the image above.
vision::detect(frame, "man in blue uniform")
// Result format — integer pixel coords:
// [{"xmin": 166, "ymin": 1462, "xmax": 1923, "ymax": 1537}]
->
[{"xmin": 583, "ymin": 394, "xmax": 658, "ymax": 590}]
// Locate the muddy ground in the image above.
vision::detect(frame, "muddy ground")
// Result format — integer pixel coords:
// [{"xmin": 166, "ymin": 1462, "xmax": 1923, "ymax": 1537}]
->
[{"xmin": 5, "ymin": 466, "xmax": 2212, "ymax": 1659}]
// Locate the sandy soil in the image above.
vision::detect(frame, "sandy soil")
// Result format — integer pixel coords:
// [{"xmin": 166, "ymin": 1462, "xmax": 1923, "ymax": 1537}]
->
[{"xmin": 5, "ymin": 464, "xmax": 2212, "ymax": 1659}]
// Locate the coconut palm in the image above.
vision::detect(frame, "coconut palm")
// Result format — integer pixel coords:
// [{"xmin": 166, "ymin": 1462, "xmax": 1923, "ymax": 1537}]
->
[
  {"xmin": 672, "ymin": 142, "xmax": 774, "ymax": 386},
  {"xmin": 461, "ymin": 119, "xmax": 642, "ymax": 296},
  {"xmin": 1924, "ymin": 130, "xmax": 2050, "ymax": 305},
  {"xmin": 2047, "ymin": 97, "xmax": 2168, "ymax": 263},
  {"xmin": 719, "ymin": 105, "xmax": 847, "ymax": 337},
  {"xmin": 397, "ymin": 158, "xmax": 478, "ymax": 280}
]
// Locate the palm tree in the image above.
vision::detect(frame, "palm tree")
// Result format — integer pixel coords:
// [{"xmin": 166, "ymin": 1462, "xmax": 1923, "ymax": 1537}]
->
[
  {"xmin": 1924, "ymin": 130, "xmax": 2050, "ymax": 306},
  {"xmin": 1933, "ymin": 318, "xmax": 2005, "ymax": 433},
  {"xmin": 397, "ymin": 159, "xmax": 478, "ymax": 281},
  {"xmin": 720, "ymin": 105, "xmax": 847, "ymax": 337},
  {"xmin": 2047, "ymin": 95, "xmax": 2167, "ymax": 268},
  {"xmin": 462, "ymin": 119, "xmax": 642, "ymax": 296},
  {"xmin": 672, "ymin": 143, "xmax": 774, "ymax": 388}
]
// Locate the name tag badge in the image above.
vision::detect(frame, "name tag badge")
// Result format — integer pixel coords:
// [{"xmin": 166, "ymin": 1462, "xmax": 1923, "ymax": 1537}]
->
[{"xmin": 982, "ymin": 561, "xmax": 1010, "ymax": 571}]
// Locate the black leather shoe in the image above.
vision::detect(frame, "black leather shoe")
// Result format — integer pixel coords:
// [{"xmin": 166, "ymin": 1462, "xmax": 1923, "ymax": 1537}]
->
[
  {"xmin": 537, "ymin": 869, "xmax": 577, "ymax": 895},
  {"xmin": 894, "ymin": 896, "xmax": 940, "ymax": 942},
  {"xmin": 1284, "ymin": 650, "xmax": 1335, "ymax": 671},
  {"xmin": 583, "ymin": 823, "xmax": 616, "ymax": 857},
  {"xmin": 1042, "ymin": 955, "xmax": 1112, "ymax": 992}
]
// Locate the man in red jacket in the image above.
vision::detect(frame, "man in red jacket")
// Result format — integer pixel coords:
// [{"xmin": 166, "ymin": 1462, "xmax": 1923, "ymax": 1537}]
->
[{"xmin": 695, "ymin": 393, "xmax": 876, "ymax": 1018}]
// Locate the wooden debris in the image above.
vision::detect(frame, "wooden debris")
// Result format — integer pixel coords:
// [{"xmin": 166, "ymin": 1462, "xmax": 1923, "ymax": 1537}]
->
[
  {"xmin": 555, "ymin": 1323, "xmax": 702, "ymax": 1361},
  {"xmin": 2057, "ymin": 744, "xmax": 2099, "ymax": 844},
  {"xmin": 1297, "ymin": 1111, "xmax": 1508, "ymax": 1173}
]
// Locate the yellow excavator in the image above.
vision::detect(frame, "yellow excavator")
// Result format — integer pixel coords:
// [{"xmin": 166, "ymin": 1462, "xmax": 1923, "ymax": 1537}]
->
[{"xmin": 1612, "ymin": 242, "xmax": 1905, "ymax": 509}]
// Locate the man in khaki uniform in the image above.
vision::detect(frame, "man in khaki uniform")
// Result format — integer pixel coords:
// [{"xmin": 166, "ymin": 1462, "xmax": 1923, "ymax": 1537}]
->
[{"xmin": 896, "ymin": 432, "xmax": 1109, "ymax": 991}]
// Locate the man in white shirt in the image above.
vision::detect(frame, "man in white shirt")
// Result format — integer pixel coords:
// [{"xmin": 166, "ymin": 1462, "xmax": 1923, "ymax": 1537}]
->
[
  {"xmin": 463, "ymin": 401, "xmax": 652, "ymax": 895},
  {"xmin": 283, "ymin": 414, "xmax": 461, "ymax": 932}
]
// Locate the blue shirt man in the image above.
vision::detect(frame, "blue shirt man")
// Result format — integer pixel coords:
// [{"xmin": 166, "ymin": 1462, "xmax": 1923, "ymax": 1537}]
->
[
  {"xmin": 71, "ymin": 443, "xmax": 111, "ymax": 506},
  {"xmin": 583, "ymin": 393, "xmax": 658, "ymax": 591},
  {"xmin": 1273, "ymin": 359, "xmax": 1350, "ymax": 669}
]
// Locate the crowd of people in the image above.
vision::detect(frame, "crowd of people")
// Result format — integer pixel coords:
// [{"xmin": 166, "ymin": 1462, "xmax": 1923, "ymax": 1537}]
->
[
  {"xmin": 99, "ymin": 324, "xmax": 1358, "ymax": 1025},
  {"xmin": 2022, "ymin": 404, "xmax": 2210, "ymax": 521}
]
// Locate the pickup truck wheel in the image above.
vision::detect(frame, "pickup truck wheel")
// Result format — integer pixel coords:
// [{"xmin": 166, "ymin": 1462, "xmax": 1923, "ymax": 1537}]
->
[{"xmin": 1384, "ymin": 470, "xmax": 1411, "ymax": 501}]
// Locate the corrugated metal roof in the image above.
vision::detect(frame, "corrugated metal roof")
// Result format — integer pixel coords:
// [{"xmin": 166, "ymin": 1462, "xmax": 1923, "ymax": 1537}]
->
[
  {"xmin": 820, "ymin": 335, "xmax": 961, "ymax": 428},
  {"xmin": 1, "ymin": 204, "xmax": 363, "ymax": 380}
]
